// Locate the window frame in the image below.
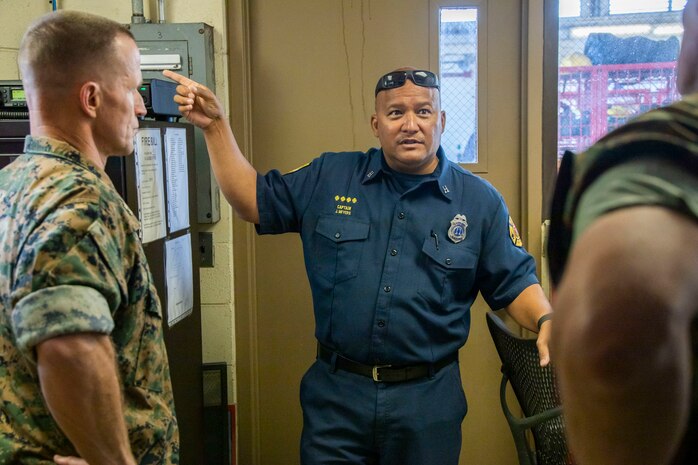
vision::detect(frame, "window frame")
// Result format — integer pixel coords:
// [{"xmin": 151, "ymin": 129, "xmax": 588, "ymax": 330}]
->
[
  {"xmin": 542, "ymin": 0, "xmax": 559, "ymax": 220},
  {"xmin": 544, "ymin": 1, "xmax": 684, "ymax": 217},
  {"xmin": 430, "ymin": 0, "xmax": 489, "ymax": 173}
]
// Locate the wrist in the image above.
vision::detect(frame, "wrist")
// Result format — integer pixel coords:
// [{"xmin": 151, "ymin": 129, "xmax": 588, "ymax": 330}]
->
[{"xmin": 537, "ymin": 313, "xmax": 553, "ymax": 331}]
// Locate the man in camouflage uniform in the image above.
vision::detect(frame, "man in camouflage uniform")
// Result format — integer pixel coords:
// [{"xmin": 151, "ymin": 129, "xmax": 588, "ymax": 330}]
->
[
  {"xmin": 549, "ymin": 1, "xmax": 698, "ymax": 464},
  {"xmin": 0, "ymin": 11, "xmax": 178, "ymax": 465}
]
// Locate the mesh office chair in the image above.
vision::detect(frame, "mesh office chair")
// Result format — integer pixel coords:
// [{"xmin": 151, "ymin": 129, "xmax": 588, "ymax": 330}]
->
[{"xmin": 486, "ymin": 311, "xmax": 574, "ymax": 465}]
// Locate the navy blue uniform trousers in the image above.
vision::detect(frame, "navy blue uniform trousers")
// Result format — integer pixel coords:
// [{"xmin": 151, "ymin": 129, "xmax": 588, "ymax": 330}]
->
[{"xmin": 300, "ymin": 357, "xmax": 467, "ymax": 465}]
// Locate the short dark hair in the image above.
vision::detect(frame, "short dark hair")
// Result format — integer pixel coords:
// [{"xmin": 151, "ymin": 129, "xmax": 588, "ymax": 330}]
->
[{"xmin": 18, "ymin": 10, "xmax": 134, "ymax": 90}]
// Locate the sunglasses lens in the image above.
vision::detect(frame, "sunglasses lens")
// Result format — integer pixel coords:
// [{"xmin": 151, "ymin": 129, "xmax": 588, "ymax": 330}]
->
[
  {"xmin": 382, "ymin": 73, "xmax": 406, "ymax": 89},
  {"xmin": 375, "ymin": 70, "xmax": 439, "ymax": 95},
  {"xmin": 412, "ymin": 71, "xmax": 437, "ymax": 87}
]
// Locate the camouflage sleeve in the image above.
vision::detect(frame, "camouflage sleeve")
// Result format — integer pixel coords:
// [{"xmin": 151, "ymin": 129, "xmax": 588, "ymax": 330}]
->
[
  {"xmin": 12, "ymin": 284, "xmax": 114, "ymax": 362},
  {"xmin": 10, "ymin": 201, "xmax": 124, "ymax": 363}
]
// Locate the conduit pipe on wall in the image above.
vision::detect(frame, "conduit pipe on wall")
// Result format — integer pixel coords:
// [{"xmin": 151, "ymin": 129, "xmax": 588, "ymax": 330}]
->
[
  {"xmin": 131, "ymin": 0, "xmax": 145, "ymax": 24},
  {"xmin": 157, "ymin": 0, "xmax": 167, "ymax": 23}
]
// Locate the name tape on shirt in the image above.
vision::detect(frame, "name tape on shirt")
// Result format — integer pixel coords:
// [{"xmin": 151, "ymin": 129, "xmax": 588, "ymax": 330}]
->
[{"xmin": 335, "ymin": 195, "xmax": 357, "ymax": 216}]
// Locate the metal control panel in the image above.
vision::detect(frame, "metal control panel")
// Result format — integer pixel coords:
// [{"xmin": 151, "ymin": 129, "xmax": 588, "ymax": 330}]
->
[
  {"xmin": 0, "ymin": 81, "xmax": 28, "ymax": 120},
  {"xmin": 0, "ymin": 80, "xmax": 178, "ymax": 120},
  {"xmin": 128, "ymin": 22, "xmax": 220, "ymax": 224},
  {"xmin": 0, "ymin": 82, "xmax": 27, "ymax": 108}
]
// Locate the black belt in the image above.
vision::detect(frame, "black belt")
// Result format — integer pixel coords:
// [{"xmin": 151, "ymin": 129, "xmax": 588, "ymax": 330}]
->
[{"xmin": 317, "ymin": 344, "xmax": 458, "ymax": 383}]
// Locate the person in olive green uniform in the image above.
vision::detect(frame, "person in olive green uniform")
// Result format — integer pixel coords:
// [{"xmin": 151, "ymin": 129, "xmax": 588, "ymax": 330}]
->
[
  {"xmin": 0, "ymin": 11, "xmax": 178, "ymax": 465},
  {"xmin": 549, "ymin": 1, "xmax": 698, "ymax": 464}
]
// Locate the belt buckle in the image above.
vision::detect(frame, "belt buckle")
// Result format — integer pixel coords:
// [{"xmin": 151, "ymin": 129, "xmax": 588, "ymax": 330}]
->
[{"xmin": 372, "ymin": 364, "xmax": 392, "ymax": 382}]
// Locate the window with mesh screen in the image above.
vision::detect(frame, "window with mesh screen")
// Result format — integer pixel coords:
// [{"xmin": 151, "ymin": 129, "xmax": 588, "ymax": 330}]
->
[
  {"xmin": 610, "ymin": 0, "xmax": 687, "ymax": 15},
  {"xmin": 557, "ymin": 0, "xmax": 685, "ymax": 164},
  {"xmin": 438, "ymin": 7, "xmax": 478, "ymax": 164}
]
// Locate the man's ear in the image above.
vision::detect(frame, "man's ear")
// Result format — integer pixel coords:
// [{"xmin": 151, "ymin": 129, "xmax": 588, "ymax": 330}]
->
[
  {"xmin": 370, "ymin": 114, "xmax": 379, "ymax": 137},
  {"xmin": 440, "ymin": 110, "xmax": 446, "ymax": 134},
  {"xmin": 79, "ymin": 81, "xmax": 100, "ymax": 118}
]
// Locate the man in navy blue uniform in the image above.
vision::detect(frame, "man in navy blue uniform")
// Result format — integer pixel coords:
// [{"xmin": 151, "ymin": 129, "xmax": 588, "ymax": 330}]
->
[
  {"xmin": 165, "ymin": 67, "xmax": 553, "ymax": 464},
  {"xmin": 549, "ymin": 1, "xmax": 698, "ymax": 464}
]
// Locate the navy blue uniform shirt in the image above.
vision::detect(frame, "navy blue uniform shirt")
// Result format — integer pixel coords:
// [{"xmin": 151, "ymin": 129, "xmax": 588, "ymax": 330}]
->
[{"xmin": 257, "ymin": 147, "xmax": 538, "ymax": 366}]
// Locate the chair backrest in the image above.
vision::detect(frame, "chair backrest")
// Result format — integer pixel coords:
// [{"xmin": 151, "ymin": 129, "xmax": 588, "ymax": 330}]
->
[{"xmin": 486, "ymin": 311, "xmax": 574, "ymax": 465}]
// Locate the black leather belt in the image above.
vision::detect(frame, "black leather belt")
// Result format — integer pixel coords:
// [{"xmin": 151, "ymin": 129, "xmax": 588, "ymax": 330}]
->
[{"xmin": 317, "ymin": 344, "xmax": 458, "ymax": 383}]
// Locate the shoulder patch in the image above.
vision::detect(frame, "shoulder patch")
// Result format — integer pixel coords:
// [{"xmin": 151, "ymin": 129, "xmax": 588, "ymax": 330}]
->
[
  {"xmin": 285, "ymin": 161, "xmax": 311, "ymax": 174},
  {"xmin": 509, "ymin": 216, "xmax": 523, "ymax": 247}
]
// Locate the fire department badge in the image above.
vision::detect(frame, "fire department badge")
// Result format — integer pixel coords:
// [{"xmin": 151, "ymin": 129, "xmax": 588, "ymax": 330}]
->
[
  {"xmin": 448, "ymin": 214, "xmax": 468, "ymax": 243},
  {"xmin": 509, "ymin": 216, "xmax": 523, "ymax": 247}
]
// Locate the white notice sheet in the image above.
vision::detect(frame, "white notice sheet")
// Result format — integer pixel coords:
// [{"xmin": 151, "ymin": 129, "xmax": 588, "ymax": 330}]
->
[
  {"xmin": 165, "ymin": 233, "xmax": 194, "ymax": 326},
  {"xmin": 134, "ymin": 128, "xmax": 167, "ymax": 243},
  {"xmin": 164, "ymin": 128, "xmax": 190, "ymax": 233}
]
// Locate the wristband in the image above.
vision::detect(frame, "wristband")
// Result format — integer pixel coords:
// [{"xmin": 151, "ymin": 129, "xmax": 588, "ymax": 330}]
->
[{"xmin": 537, "ymin": 313, "xmax": 553, "ymax": 330}]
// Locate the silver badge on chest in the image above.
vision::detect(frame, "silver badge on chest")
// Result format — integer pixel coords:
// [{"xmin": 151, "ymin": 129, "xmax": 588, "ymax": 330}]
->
[{"xmin": 448, "ymin": 214, "xmax": 468, "ymax": 243}]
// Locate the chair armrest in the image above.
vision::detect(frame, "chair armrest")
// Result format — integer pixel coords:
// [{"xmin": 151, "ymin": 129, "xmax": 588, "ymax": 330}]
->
[{"xmin": 500, "ymin": 373, "xmax": 564, "ymax": 429}]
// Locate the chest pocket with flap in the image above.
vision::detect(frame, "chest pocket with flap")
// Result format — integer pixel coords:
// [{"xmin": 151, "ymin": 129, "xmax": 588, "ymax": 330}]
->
[
  {"xmin": 312, "ymin": 215, "xmax": 370, "ymax": 284},
  {"xmin": 419, "ymin": 236, "xmax": 479, "ymax": 305}
]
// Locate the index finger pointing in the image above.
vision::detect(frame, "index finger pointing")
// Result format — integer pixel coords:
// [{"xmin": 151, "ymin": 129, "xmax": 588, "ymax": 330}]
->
[{"xmin": 162, "ymin": 69, "xmax": 194, "ymax": 87}]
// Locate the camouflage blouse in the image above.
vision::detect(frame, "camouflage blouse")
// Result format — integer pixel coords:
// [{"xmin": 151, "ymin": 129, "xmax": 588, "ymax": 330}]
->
[{"xmin": 0, "ymin": 136, "xmax": 179, "ymax": 464}]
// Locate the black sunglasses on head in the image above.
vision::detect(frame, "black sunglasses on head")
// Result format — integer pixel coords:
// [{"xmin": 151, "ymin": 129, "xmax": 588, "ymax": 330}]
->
[{"xmin": 374, "ymin": 70, "xmax": 440, "ymax": 96}]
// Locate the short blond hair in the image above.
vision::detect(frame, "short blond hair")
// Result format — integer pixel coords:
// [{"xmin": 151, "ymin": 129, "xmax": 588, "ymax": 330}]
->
[{"xmin": 19, "ymin": 10, "xmax": 134, "ymax": 91}]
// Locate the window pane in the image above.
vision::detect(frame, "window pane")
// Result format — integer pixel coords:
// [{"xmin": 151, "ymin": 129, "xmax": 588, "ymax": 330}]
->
[
  {"xmin": 673, "ymin": 0, "xmax": 689, "ymax": 10},
  {"xmin": 439, "ymin": 7, "xmax": 478, "ymax": 164},
  {"xmin": 560, "ymin": 0, "xmax": 581, "ymax": 18},
  {"xmin": 610, "ymin": 0, "xmax": 687, "ymax": 15},
  {"xmin": 557, "ymin": 3, "xmax": 684, "ymax": 163}
]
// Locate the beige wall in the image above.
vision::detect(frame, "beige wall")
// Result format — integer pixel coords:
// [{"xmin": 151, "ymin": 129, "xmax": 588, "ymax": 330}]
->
[{"xmin": 0, "ymin": 0, "xmax": 236, "ymax": 404}]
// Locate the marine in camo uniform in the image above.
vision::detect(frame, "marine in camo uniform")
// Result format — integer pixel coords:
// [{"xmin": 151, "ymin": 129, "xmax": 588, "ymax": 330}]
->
[
  {"xmin": 548, "ymin": 1, "xmax": 698, "ymax": 464},
  {"xmin": 0, "ymin": 11, "xmax": 178, "ymax": 465}
]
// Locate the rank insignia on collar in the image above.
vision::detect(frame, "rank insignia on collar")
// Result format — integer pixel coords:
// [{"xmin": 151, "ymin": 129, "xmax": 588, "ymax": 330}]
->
[
  {"xmin": 509, "ymin": 216, "xmax": 523, "ymax": 247},
  {"xmin": 448, "ymin": 214, "xmax": 468, "ymax": 243}
]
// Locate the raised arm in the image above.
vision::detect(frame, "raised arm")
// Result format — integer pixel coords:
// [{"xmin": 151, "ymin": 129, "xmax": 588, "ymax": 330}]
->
[
  {"xmin": 552, "ymin": 206, "xmax": 698, "ymax": 465},
  {"xmin": 163, "ymin": 69, "xmax": 259, "ymax": 223},
  {"xmin": 504, "ymin": 283, "xmax": 553, "ymax": 367},
  {"xmin": 37, "ymin": 333, "xmax": 136, "ymax": 465}
]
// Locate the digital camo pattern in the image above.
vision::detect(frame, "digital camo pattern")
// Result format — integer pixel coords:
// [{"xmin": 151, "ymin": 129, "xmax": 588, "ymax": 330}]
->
[{"xmin": 0, "ymin": 136, "xmax": 178, "ymax": 464}]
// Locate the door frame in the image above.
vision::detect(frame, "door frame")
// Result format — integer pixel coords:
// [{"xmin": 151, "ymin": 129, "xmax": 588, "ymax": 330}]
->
[
  {"xmin": 429, "ymin": 0, "xmax": 490, "ymax": 174},
  {"xmin": 227, "ymin": 0, "xmax": 262, "ymax": 464}
]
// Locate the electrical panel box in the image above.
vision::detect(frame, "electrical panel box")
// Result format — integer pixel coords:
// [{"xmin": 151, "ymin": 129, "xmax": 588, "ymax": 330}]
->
[{"xmin": 128, "ymin": 22, "xmax": 220, "ymax": 224}]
